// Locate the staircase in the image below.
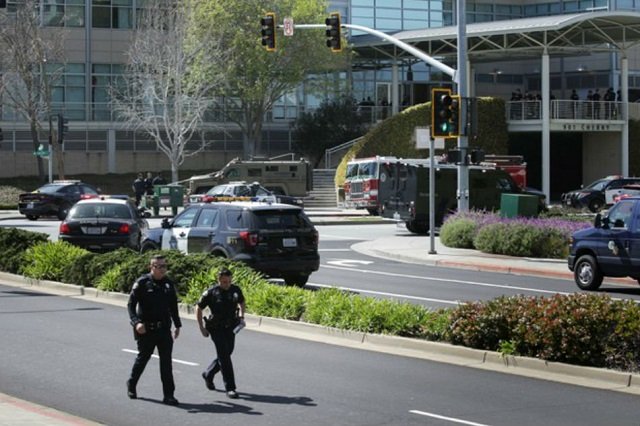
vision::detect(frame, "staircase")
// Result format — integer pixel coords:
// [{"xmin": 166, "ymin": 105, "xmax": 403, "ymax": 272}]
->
[{"xmin": 305, "ymin": 169, "xmax": 338, "ymax": 208}]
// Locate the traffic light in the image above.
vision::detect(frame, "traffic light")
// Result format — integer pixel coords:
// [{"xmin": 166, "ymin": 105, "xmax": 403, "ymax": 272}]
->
[
  {"xmin": 57, "ymin": 114, "xmax": 68, "ymax": 144},
  {"xmin": 325, "ymin": 12, "xmax": 341, "ymax": 52},
  {"xmin": 431, "ymin": 88, "xmax": 452, "ymax": 138},
  {"xmin": 260, "ymin": 13, "xmax": 276, "ymax": 52},
  {"xmin": 449, "ymin": 95, "xmax": 461, "ymax": 137}
]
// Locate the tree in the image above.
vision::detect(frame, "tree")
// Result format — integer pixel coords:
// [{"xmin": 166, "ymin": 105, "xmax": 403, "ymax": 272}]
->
[
  {"xmin": 190, "ymin": 0, "xmax": 347, "ymax": 159},
  {"xmin": 111, "ymin": 0, "xmax": 227, "ymax": 183},
  {"xmin": 293, "ymin": 97, "xmax": 366, "ymax": 167},
  {"xmin": 0, "ymin": 0, "xmax": 66, "ymax": 181}
]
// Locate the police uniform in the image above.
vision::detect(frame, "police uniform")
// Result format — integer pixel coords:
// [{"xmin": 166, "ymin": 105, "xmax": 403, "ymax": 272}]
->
[
  {"xmin": 127, "ymin": 273, "xmax": 182, "ymax": 401},
  {"xmin": 198, "ymin": 284, "xmax": 244, "ymax": 393}
]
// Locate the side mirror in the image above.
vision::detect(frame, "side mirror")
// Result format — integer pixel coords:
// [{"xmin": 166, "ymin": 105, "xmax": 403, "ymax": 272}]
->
[
  {"xmin": 594, "ymin": 213, "xmax": 602, "ymax": 228},
  {"xmin": 601, "ymin": 216, "xmax": 611, "ymax": 229},
  {"xmin": 161, "ymin": 218, "xmax": 171, "ymax": 229}
]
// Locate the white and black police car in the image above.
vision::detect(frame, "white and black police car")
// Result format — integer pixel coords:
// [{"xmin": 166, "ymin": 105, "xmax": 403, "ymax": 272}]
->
[{"xmin": 140, "ymin": 201, "xmax": 319, "ymax": 287}]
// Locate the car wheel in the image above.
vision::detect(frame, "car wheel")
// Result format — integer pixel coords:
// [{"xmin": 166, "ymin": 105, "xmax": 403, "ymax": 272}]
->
[
  {"xmin": 26, "ymin": 215, "xmax": 38, "ymax": 221},
  {"xmin": 140, "ymin": 242, "xmax": 159, "ymax": 253},
  {"xmin": 284, "ymin": 274, "xmax": 309, "ymax": 287},
  {"xmin": 588, "ymin": 198, "xmax": 604, "ymax": 213},
  {"xmin": 405, "ymin": 219, "xmax": 429, "ymax": 235},
  {"xmin": 574, "ymin": 254, "xmax": 603, "ymax": 290},
  {"xmin": 57, "ymin": 204, "xmax": 71, "ymax": 220}
]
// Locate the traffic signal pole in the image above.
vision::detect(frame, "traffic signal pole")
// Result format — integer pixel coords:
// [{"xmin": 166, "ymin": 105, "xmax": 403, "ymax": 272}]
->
[{"xmin": 456, "ymin": 0, "xmax": 469, "ymax": 211}]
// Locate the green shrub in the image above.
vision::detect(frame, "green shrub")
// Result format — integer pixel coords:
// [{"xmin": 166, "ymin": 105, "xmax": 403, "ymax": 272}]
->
[
  {"xmin": 0, "ymin": 228, "xmax": 48, "ymax": 273},
  {"xmin": 440, "ymin": 218, "xmax": 477, "ymax": 248},
  {"xmin": 247, "ymin": 284, "xmax": 308, "ymax": 320},
  {"xmin": 96, "ymin": 265, "xmax": 123, "ymax": 292},
  {"xmin": 22, "ymin": 241, "xmax": 90, "ymax": 281},
  {"xmin": 304, "ymin": 287, "xmax": 433, "ymax": 337},
  {"xmin": 473, "ymin": 223, "xmax": 568, "ymax": 257}
]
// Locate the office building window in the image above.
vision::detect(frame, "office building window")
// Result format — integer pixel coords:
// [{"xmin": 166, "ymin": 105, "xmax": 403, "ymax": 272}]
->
[
  {"xmin": 92, "ymin": 64, "xmax": 124, "ymax": 121},
  {"xmin": 93, "ymin": 0, "xmax": 133, "ymax": 29},
  {"xmin": 51, "ymin": 63, "xmax": 86, "ymax": 120},
  {"xmin": 8, "ymin": 0, "xmax": 84, "ymax": 27}
]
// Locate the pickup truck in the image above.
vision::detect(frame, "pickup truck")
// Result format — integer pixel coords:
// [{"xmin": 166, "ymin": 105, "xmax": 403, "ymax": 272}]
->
[{"xmin": 568, "ymin": 196, "xmax": 640, "ymax": 290}]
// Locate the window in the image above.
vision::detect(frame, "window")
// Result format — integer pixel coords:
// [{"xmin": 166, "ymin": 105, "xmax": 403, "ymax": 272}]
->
[
  {"xmin": 195, "ymin": 208, "xmax": 218, "ymax": 228},
  {"xmin": 92, "ymin": 0, "xmax": 133, "ymax": 29},
  {"xmin": 608, "ymin": 200, "xmax": 634, "ymax": 229},
  {"xmin": 226, "ymin": 210, "xmax": 245, "ymax": 229},
  {"xmin": 173, "ymin": 208, "xmax": 198, "ymax": 228}
]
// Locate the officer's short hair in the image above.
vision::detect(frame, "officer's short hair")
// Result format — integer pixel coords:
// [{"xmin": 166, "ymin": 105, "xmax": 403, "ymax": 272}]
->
[{"xmin": 218, "ymin": 268, "xmax": 232, "ymax": 277}]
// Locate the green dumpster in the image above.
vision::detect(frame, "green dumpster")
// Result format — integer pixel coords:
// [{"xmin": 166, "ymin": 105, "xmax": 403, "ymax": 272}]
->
[
  {"xmin": 152, "ymin": 184, "xmax": 184, "ymax": 216},
  {"xmin": 500, "ymin": 193, "xmax": 539, "ymax": 218}
]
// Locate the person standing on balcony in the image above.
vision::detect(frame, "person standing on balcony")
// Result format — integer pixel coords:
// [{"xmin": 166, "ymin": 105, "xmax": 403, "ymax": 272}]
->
[
  {"xmin": 570, "ymin": 89, "xmax": 579, "ymax": 119},
  {"xmin": 593, "ymin": 88, "xmax": 601, "ymax": 119}
]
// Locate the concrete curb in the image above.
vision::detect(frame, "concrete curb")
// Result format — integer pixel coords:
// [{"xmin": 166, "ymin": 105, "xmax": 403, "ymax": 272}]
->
[{"xmin": 2, "ymin": 271, "xmax": 640, "ymax": 395}]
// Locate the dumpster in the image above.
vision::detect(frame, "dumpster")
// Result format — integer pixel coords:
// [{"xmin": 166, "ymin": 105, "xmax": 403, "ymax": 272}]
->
[
  {"xmin": 152, "ymin": 184, "xmax": 184, "ymax": 216},
  {"xmin": 500, "ymin": 193, "xmax": 539, "ymax": 218}
]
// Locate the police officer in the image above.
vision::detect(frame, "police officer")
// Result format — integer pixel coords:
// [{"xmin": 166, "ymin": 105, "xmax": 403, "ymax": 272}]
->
[
  {"xmin": 196, "ymin": 268, "xmax": 246, "ymax": 399},
  {"xmin": 127, "ymin": 255, "xmax": 182, "ymax": 405}
]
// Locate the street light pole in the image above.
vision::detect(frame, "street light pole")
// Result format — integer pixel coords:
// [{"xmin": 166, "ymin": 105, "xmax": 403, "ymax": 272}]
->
[{"xmin": 456, "ymin": 0, "xmax": 469, "ymax": 212}]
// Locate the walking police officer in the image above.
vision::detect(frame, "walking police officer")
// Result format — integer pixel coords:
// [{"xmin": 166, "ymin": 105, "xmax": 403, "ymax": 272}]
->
[
  {"xmin": 196, "ymin": 268, "xmax": 246, "ymax": 399},
  {"xmin": 127, "ymin": 255, "xmax": 182, "ymax": 405}
]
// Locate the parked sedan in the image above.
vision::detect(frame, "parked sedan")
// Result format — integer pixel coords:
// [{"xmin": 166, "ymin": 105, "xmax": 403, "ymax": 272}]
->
[
  {"xmin": 58, "ymin": 196, "xmax": 150, "ymax": 252},
  {"xmin": 19, "ymin": 180, "xmax": 100, "ymax": 220},
  {"xmin": 561, "ymin": 175, "xmax": 640, "ymax": 212}
]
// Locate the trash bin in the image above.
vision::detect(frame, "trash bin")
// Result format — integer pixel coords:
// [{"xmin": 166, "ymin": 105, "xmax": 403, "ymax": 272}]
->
[
  {"xmin": 500, "ymin": 193, "xmax": 539, "ymax": 218},
  {"xmin": 153, "ymin": 184, "xmax": 184, "ymax": 216}
]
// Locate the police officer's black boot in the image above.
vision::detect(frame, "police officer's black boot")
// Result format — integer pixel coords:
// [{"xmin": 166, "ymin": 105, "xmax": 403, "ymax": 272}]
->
[
  {"xmin": 126, "ymin": 379, "xmax": 137, "ymax": 399},
  {"xmin": 201, "ymin": 372, "xmax": 215, "ymax": 390}
]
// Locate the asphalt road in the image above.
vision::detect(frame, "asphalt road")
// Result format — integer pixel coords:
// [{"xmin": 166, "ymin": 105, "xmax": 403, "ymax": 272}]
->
[{"xmin": 2, "ymin": 283, "xmax": 640, "ymax": 426}]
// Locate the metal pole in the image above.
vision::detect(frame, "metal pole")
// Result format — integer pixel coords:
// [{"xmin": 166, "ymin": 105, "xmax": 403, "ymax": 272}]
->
[
  {"xmin": 429, "ymin": 138, "xmax": 436, "ymax": 254},
  {"xmin": 456, "ymin": 0, "xmax": 469, "ymax": 211}
]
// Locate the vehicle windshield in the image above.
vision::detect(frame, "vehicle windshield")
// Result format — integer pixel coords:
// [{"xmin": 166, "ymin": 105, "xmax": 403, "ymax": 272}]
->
[
  {"xmin": 358, "ymin": 162, "xmax": 378, "ymax": 178},
  {"xmin": 585, "ymin": 178, "xmax": 611, "ymax": 191},
  {"xmin": 71, "ymin": 203, "xmax": 132, "ymax": 219},
  {"xmin": 206, "ymin": 185, "xmax": 234, "ymax": 196},
  {"xmin": 36, "ymin": 184, "xmax": 66, "ymax": 194}
]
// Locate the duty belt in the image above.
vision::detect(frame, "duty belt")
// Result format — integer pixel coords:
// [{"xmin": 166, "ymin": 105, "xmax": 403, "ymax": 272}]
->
[{"xmin": 145, "ymin": 321, "xmax": 166, "ymax": 331}]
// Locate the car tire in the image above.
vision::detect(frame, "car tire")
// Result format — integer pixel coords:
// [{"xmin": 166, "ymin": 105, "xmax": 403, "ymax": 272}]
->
[
  {"xmin": 588, "ymin": 198, "xmax": 604, "ymax": 213},
  {"xmin": 57, "ymin": 204, "xmax": 71, "ymax": 220},
  {"xmin": 26, "ymin": 215, "xmax": 38, "ymax": 221},
  {"xmin": 574, "ymin": 254, "xmax": 603, "ymax": 290},
  {"xmin": 140, "ymin": 242, "xmax": 159, "ymax": 253},
  {"xmin": 284, "ymin": 274, "xmax": 309, "ymax": 287},
  {"xmin": 405, "ymin": 219, "xmax": 429, "ymax": 235}
]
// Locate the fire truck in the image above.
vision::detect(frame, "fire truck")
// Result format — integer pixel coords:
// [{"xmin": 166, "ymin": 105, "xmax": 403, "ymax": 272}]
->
[{"xmin": 344, "ymin": 155, "xmax": 528, "ymax": 215}]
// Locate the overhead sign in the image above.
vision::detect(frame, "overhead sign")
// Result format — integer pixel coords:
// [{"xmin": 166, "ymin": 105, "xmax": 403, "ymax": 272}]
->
[{"xmin": 283, "ymin": 17, "xmax": 294, "ymax": 36}]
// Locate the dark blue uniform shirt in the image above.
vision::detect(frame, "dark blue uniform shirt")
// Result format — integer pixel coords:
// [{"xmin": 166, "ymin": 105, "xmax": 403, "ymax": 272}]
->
[{"xmin": 128, "ymin": 273, "xmax": 182, "ymax": 328}]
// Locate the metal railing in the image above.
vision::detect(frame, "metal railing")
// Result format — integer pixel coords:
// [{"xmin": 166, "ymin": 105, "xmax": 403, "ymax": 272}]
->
[
  {"xmin": 507, "ymin": 100, "xmax": 625, "ymax": 121},
  {"xmin": 324, "ymin": 136, "xmax": 363, "ymax": 169}
]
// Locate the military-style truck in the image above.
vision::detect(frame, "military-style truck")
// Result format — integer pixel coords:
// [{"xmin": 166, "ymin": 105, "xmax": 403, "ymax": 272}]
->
[
  {"xmin": 378, "ymin": 159, "xmax": 545, "ymax": 234},
  {"xmin": 183, "ymin": 158, "xmax": 313, "ymax": 197}
]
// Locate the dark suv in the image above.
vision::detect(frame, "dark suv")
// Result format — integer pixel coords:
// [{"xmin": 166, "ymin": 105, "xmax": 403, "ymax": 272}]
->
[
  {"xmin": 140, "ymin": 201, "xmax": 319, "ymax": 286},
  {"xmin": 561, "ymin": 175, "xmax": 640, "ymax": 212},
  {"xmin": 18, "ymin": 180, "xmax": 101, "ymax": 220},
  {"xmin": 568, "ymin": 196, "xmax": 640, "ymax": 290}
]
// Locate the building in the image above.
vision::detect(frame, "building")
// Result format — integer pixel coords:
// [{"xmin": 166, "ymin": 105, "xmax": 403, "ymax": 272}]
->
[{"xmin": 1, "ymin": 1, "xmax": 640, "ymax": 202}]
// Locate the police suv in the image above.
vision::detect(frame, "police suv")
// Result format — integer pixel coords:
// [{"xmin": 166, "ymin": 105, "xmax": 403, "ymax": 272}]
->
[
  {"xmin": 140, "ymin": 201, "xmax": 319, "ymax": 287},
  {"xmin": 569, "ymin": 196, "xmax": 640, "ymax": 290}
]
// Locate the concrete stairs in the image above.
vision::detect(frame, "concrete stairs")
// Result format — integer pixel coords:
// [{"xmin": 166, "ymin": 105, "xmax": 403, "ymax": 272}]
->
[{"xmin": 305, "ymin": 169, "xmax": 338, "ymax": 208}]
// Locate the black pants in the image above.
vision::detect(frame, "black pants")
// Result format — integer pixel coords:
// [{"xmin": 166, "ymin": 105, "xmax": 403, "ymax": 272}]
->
[
  {"xmin": 203, "ymin": 327, "xmax": 236, "ymax": 391},
  {"xmin": 128, "ymin": 328, "xmax": 175, "ymax": 398}
]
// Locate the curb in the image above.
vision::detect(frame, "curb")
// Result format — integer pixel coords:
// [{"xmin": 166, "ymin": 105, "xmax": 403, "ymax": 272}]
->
[{"xmin": 2, "ymin": 271, "xmax": 640, "ymax": 395}]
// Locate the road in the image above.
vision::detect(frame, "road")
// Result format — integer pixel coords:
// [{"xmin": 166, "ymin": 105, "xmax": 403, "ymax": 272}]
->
[{"xmin": 1, "ymin": 282, "xmax": 639, "ymax": 426}]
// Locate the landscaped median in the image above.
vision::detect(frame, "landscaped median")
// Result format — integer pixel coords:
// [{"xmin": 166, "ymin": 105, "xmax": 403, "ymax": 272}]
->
[{"xmin": 3, "ymin": 226, "xmax": 640, "ymax": 390}]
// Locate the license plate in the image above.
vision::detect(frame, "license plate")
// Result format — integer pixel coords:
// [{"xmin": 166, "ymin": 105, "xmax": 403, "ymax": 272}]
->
[
  {"xmin": 27, "ymin": 202, "xmax": 34, "ymax": 209},
  {"xmin": 83, "ymin": 227, "xmax": 104, "ymax": 235},
  {"xmin": 282, "ymin": 238, "xmax": 297, "ymax": 248}
]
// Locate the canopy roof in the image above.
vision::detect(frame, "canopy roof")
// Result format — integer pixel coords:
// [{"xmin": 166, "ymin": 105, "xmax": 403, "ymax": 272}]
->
[{"xmin": 350, "ymin": 11, "xmax": 640, "ymax": 65}]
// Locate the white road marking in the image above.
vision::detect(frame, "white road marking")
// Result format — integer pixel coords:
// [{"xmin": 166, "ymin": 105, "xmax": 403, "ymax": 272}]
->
[
  {"xmin": 326, "ymin": 259, "xmax": 374, "ymax": 267},
  {"xmin": 308, "ymin": 283, "xmax": 460, "ymax": 305},
  {"xmin": 318, "ymin": 248, "xmax": 352, "ymax": 251},
  {"xmin": 122, "ymin": 349, "xmax": 199, "ymax": 366},
  {"xmin": 410, "ymin": 410, "xmax": 493, "ymax": 426},
  {"xmin": 321, "ymin": 264, "xmax": 573, "ymax": 296}
]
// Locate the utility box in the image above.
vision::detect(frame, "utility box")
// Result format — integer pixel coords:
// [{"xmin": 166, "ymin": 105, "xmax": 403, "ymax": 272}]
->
[
  {"xmin": 152, "ymin": 185, "xmax": 184, "ymax": 216},
  {"xmin": 500, "ymin": 193, "xmax": 539, "ymax": 218}
]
